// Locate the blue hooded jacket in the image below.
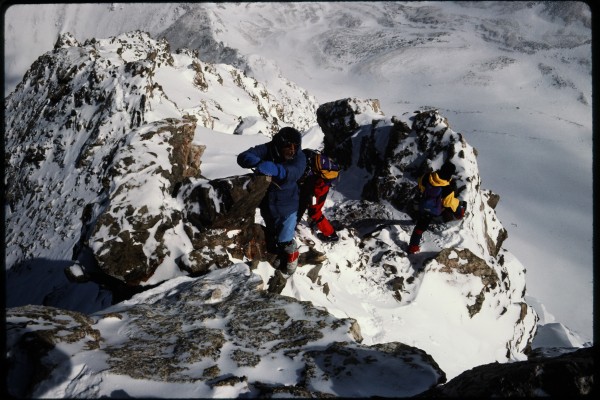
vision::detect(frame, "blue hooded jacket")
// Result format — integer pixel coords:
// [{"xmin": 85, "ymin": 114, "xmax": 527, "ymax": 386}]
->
[{"xmin": 237, "ymin": 141, "xmax": 307, "ymax": 219}]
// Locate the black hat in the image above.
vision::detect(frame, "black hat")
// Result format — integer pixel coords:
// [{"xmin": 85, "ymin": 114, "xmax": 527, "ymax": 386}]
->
[
  {"xmin": 273, "ymin": 127, "xmax": 301, "ymax": 148},
  {"xmin": 438, "ymin": 161, "xmax": 456, "ymax": 180}
]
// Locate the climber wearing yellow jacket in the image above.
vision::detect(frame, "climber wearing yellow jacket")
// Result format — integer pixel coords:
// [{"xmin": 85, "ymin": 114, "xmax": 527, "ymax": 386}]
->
[{"xmin": 408, "ymin": 161, "xmax": 466, "ymax": 255}]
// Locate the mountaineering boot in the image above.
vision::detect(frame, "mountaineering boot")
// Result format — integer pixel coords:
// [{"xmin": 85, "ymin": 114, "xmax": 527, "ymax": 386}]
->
[
  {"xmin": 407, "ymin": 244, "xmax": 420, "ymax": 255},
  {"xmin": 408, "ymin": 228, "xmax": 423, "ymax": 255},
  {"xmin": 317, "ymin": 231, "xmax": 339, "ymax": 243}
]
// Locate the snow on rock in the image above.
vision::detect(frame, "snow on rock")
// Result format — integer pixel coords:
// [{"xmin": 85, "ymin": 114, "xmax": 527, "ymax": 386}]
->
[
  {"xmin": 4, "ymin": 29, "xmax": 545, "ymax": 390},
  {"xmin": 86, "ymin": 116, "xmax": 203, "ymax": 284},
  {"xmin": 281, "ymin": 100, "xmax": 538, "ymax": 378},
  {"xmin": 5, "ymin": 264, "xmax": 445, "ymax": 398},
  {"xmin": 4, "ymin": 30, "xmax": 317, "ymax": 268}
]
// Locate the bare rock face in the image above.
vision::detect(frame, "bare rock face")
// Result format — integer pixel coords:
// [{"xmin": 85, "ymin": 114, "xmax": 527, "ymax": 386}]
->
[
  {"xmin": 176, "ymin": 174, "xmax": 272, "ymax": 276},
  {"xmin": 418, "ymin": 347, "xmax": 594, "ymax": 397},
  {"xmin": 317, "ymin": 97, "xmax": 384, "ymax": 168}
]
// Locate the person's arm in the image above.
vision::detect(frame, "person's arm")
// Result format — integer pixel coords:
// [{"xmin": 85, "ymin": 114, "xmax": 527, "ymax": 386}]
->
[
  {"xmin": 441, "ymin": 189, "xmax": 460, "ymax": 212},
  {"xmin": 237, "ymin": 143, "xmax": 288, "ymax": 179},
  {"xmin": 237, "ymin": 144, "xmax": 267, "ymax": 168}
]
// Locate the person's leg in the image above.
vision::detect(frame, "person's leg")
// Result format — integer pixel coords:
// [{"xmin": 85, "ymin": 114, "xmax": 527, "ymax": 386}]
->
[
  {"xmin": 260, "ymin": 207, "xmax": 278, "ymax": 254},
  {"xmin": 408, "ymin": 213, "xmax": 431, "ymax": 254},
  {"xmin": 297, "ymin": 182, "xmax": 312, "ymax": 225},
  {"xmin": 308, "ymin": 181, "xmax": 336, "ymax": 238},
  {"xmin": 275, "ymin": 212, "xmax": 300, "ymax": 275}
]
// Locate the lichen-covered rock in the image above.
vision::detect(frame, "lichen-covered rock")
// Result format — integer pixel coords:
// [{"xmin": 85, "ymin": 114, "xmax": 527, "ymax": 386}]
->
[
  {"xmin": 4, "ymin": 265, "xmax": 446, "ymax": 398},
  {"xmin": 5, "ymin": 305, "xmax": 101, "ymax": 398}
]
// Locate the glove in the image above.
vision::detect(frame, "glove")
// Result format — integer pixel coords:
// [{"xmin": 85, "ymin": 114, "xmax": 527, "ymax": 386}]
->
[
  {"xmin": 455, "ymin": 201, "xmax": 466, "ymax": 219},
  {"xmin": 256, "ymin": 161, "xmax": 286, "ymax": 180}
]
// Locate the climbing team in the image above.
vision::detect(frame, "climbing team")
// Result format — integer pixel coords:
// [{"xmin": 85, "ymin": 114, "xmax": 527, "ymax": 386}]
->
[
  {"xmin": 237, "ymin": 127, "xmax": 341, "ymax": 277},
  {"xmin": 237, "ymin": 124, "xmax": 467, "ymax": 276}
]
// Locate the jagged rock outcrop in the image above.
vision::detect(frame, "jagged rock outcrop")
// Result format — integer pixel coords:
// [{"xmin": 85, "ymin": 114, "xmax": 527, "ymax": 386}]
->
[
  {"xmin": 316, "ymin": 97, "xmax": 384, "ymax": 168},
  {"xmin": 4, "ymin": 30, "xmax": 318, "ymax": 288},
  {"xmin": 5, "ymin": 264, "xmax": 446, "ymax": 398},
  {"xmin": 86, "ymin": 167, "xmax": 274, "ymax": 284},
  {"xmin": 312, "ymin": 99, "xmax": 537, "ymax": 373},
  {"xmin": 81, "ymin": 116, "xmax": 204, "ymax": 284},
  {"xmin": 175, "ymin": 174, "xmax": 272, "ymax": 276}
]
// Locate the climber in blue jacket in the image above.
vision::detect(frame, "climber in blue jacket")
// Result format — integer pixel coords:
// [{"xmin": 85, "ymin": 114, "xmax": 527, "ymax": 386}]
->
[{"xmin": 237, "ymin": 127, "xmax": 307, "ymax": 276}]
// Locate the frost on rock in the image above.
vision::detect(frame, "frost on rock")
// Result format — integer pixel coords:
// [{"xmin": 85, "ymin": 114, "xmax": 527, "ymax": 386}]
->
[
  {"xmin": 4, "ymin": 29, "xmax": 548, "ymax": 395},
  {"xmin": 4, "ymin": 30, "xmax": 318, "ymax": 283},
  {"xmin": 314, "ymin": 100, "xmax": 538, "ymax": 371},
  {"xmin": 5, "ymin": 265, "xmax": 445, "ymax": 398}
]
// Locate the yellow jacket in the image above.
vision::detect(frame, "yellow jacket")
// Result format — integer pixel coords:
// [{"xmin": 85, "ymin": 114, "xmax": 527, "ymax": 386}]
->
[{"xmin": 418, "ymin": 172, "xmax": 460, "ymax": 212}]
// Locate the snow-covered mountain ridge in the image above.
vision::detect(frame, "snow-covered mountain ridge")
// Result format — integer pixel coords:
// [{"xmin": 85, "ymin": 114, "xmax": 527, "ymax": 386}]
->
[
  {"xmin": 4, "ymin": 1, "xmax": 593, "ymax": 343},
  {"xmin": 4, "ymin": 29, "xmax": 592, "ymax": 398},
  {"xmin": 4, "ymin": 31, "xmax": 317, "ymax": 269}
]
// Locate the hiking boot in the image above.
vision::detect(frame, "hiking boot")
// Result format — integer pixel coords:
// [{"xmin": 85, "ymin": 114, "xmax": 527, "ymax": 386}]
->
[
  {"xmin": 407, "ymin": 244, "xmax": 420, "ymax": 255},
  {"xmin": 317, "ymin": 232, "xmax": 339, "ymax": 243},
  {"xmin": 283, "ymin": 263, "xmax": 297, "ymax": 277},
  {"xmin": 268, "ymin": 271, "xmax": 287, "ymax": 293}
]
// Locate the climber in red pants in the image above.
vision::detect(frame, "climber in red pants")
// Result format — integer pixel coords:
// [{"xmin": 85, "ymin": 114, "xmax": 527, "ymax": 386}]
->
[{"xmin": 298, "ymin": 149, "xmax": 340, "ymax": 242}]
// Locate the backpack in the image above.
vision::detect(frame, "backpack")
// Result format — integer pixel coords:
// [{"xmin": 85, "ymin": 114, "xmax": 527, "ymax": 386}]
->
[
  {"xmin": 302, "ymin": 149, "xmax": 340, "ymax": 181},
  {"xmin": 419, "ymin": 175, "xmax": 444, "ymax": 216}
]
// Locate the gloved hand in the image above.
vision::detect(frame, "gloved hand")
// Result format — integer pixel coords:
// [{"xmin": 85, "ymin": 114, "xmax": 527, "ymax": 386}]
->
[
  {"xmin": 455, "ymin": 200, "xmax": 467, "ymax": 219},
  {"xmin": 256, "ymin": 161, "xmax": 286, "ymax": 180}
]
